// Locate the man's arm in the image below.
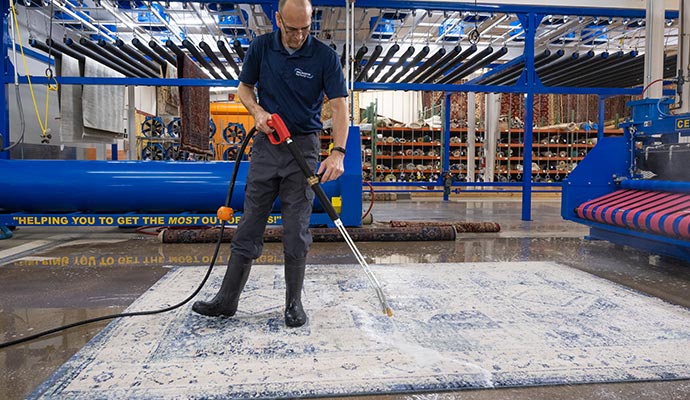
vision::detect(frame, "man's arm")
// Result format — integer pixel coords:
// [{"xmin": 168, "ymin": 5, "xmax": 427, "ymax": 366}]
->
[
  {"xmin": 237, "ymin": 82, "xmax": 272, "ymax": 134},
  {"xmin": 317, "ymin": 96, "xmax": 349, "ymax": 182}
]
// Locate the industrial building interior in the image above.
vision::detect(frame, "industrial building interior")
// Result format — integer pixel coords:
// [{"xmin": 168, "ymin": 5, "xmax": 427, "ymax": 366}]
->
[{"xmin": 2, "ymin": 0, "xmax": 690, "ymax": 399}]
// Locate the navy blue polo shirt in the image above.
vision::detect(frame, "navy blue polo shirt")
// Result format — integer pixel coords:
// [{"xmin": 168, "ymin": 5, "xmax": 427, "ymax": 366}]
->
[{"xmin": 239, "ymin": 30, "xmax": 348, "ymax": 134}]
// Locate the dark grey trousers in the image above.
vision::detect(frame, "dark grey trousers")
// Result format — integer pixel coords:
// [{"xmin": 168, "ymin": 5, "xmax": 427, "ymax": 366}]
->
[{"xmin": 231, "ymin": 132, "xmax": 319, "ymax": 260}]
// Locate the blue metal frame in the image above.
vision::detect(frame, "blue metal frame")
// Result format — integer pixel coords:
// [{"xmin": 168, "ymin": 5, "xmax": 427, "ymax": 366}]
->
[
  {"xmin": 0, "ymin": 1, "xmax": 671, "ymax": 227},
  {"xmin": 1, "ymin": 9, "xmax": 9, "ymax": 160}
]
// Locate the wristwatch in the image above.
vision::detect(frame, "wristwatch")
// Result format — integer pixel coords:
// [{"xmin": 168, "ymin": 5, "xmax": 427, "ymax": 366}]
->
[{"xmin": 331, "ymin": 146, "xmax": 347, "ymax": 155}]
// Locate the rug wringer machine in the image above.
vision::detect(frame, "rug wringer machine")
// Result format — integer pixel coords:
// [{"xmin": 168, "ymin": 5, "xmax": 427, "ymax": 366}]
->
[{"xmin": 562, "ymin": 94, "xmax": 690, "ymax": 261}]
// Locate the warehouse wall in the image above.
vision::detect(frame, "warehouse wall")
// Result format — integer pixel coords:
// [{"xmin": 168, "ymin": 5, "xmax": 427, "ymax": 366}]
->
[{"xmin": 358, "ymin": 91, "xmax": 423, "ymax": 124}]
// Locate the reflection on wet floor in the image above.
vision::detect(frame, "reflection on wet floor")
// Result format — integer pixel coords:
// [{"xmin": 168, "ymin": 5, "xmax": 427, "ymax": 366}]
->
[{"xmin": 1, "ymin": 198, "xmax": 690, "ymax": 400}]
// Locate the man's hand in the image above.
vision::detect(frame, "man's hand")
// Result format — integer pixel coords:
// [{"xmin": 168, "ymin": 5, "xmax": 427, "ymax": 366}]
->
[
  {"xmin": 253, "ymin": 110, "xmax": 274, "ymax": 135},
  {"xmin": 317, "ymin": 151, "xmax": 345, "ymax": 182}
]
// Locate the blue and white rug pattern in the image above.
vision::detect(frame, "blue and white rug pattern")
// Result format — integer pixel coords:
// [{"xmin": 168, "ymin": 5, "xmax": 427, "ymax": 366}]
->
[{"xmin": 30, "ymin": 262, "xmax": 690, "ymax": 399}]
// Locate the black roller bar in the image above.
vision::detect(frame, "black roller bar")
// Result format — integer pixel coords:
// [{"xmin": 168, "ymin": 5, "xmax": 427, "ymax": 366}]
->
[
  {"xmin": 45, "ymin": 38, "xmax": 85, "ymax": 63},
  {"xmin": 554, "ymin": 51, "xmax": 634, "ymax": 87},
  {"xmin": 422, "ymin": 44, "xmax": 477, "ymax": 84},
  {"xmin": 533, "ymin": 52, "xmax": 581, "ymax": 82},
  {"xmin": 30, "ymin": 38, "xmax": 65, "ymax": 61},
  {"xmin": 80, "ymin": 38, "xmax": 150, "ymax": 78},
  {"xmin": 352, "ymin": 44, "xmax": 368, "ymax": 76},
  {"xmin": 584, "ymin": 62, "xmax": 644, "ymax": 88},
  {"xmin": 64, "ymin": 37, "xmax": 134, "ymax": 77},
  {"xmin": 482, "ymin": 49, "xmax": 553, "ymax": 85},
  {"xmin": 543, "ymin": 51, "xmax": 613, "ymax": 86},
  {"xmin": 132, "ymin": 38, "xmax": 166, "ymax": 67},
  {"xmin": 182, "ymin": 39, "xmax": 222, "ymax": 79},
  {"xmin": 583, "ymin": 54, "xmax": 676, "ymax": 88},
  {"xmin": 199, "ymin": 41, "xmax": 234, "ymax": 80},
  {"xmin": 165, "ymin": 39, "xmax": 185, "ymax": 60},
  {"xmin": 389, "ymin": 45, "xmax": 429, "ymax": 83},
  {"xmin": 378, "ymin": 46, "xmax": 415, "ymax": 83},
  {"xmin": 340, "ymin": 43, "xmax": 346, "ymax": 67},
  {"xmin": 367, "ymin": 43, "xmax": 400, "ymax": 82},
  {"xmin": 437, "ymin": 46, "xmax": 494, "ymax": 84},
  {"xmin": 233, "ymin": 39, "xmax": 245, "ymax": 61},
  {"xmin": 115, "ymin": 38, "xmax": 159, "ymax": 72},
  {"xmin": 489, "ymin": 49, "xmax": 557, "ymax": 86},
  {"xmin": 98, "ymin": 39, "xmax": 159, "ymax": 77},
  {"xmin": 411, "ymin": 45, "xmax": 461, "ymax": 83},
  {"xmin": 538, "ymin": 50, "xmax": 595, "ymax": 83},
  {"xmin": 217, "ymin": 40, "xmax": 240, "ymax": 76},
  {"xmin": 443, "ymin": 46, "xmax": 509, "ymax": 84},
  {"xmin": 150, "ymin": 40, "xmax": 176, "ymax": 65},
  {"xmin": 478, "ymin": 55, "xmax": 526, "ymax": 85},
  {"xmin": 401, "ymin": 47, "xmax": 446, "ymax": 83},
  {"xmin": 355, "ymin": 44, "xmax": 382, "ymax": 82}
]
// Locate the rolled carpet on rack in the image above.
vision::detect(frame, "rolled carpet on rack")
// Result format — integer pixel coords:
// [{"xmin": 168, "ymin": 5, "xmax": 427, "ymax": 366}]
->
[{"xmin": 158, "ymin": 220, "xmax": 500, "ymax": 243}]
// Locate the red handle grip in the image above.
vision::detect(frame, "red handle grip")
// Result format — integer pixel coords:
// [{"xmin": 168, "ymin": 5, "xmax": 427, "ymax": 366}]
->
[{"xmin": 266, "ymin": 114, "xmax": 291, "ymax": 145}]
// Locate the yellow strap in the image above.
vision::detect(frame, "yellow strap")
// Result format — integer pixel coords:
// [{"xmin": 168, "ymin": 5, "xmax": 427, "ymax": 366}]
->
[{"xmin": 10, "ymin": 0, "xmax": 55, "ymax": 137}]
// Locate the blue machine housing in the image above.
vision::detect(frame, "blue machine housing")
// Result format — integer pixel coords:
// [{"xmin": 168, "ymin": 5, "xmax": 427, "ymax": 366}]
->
[
  {"xmin": 0, "ymin": 126, "xmax": 363, "ymax": 229},
  {"xmin": 562, "ymin": 98, "xmax": 690, "ymax": 261}
]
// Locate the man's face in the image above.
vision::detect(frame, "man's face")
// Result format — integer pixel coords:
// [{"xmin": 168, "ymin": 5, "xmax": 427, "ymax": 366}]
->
[{"xmin": 276, "ymin": 8, "xmax": 311, "ymax": 50}]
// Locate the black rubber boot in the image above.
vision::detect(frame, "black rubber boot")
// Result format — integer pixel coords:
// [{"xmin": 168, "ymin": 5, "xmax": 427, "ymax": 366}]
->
[
  {"xmin": 284, "ymin": 257, "xmax": 307, "ymax": 327},
  {"xmin": 192, "ymin": 254, "xmax": 252, "ymax": 317}
]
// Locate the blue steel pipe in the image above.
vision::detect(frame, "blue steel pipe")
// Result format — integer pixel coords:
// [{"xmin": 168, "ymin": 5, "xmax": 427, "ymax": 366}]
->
[{"xmin": 0, "ymin": 160, "xmax": 341, "ymax": 214}]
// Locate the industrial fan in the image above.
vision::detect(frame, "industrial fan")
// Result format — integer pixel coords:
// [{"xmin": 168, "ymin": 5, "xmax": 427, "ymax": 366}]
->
[{"xmin": 141, "ymin": 116, "xmax": 164, "ymax": 137}]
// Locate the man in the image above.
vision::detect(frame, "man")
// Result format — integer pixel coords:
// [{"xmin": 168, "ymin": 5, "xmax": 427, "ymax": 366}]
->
[{"xmin": 192, "ymin": 0, "xmax": 349, "ymax": 328}]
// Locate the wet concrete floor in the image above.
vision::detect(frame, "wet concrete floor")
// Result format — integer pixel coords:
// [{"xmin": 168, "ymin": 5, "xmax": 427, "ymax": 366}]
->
[{"xmin": 1, "ymin": 196, "xmax": 690, "ymax": 399}]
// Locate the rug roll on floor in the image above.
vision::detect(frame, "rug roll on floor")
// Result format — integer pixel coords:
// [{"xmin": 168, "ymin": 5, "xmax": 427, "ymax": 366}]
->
[
  {"xmin": 159, "ymin": 224, "xmax": 457, "ymax": 243},
  {"xmin": 389, "ymin": 220, "xmax": 501, "ymax": 233}
]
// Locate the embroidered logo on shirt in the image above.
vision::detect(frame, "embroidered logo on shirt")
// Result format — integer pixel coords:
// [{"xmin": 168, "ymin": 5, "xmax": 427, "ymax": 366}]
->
[{"xmin": 294, "ymin": 68, "xmax": 314, "ymax": 79}]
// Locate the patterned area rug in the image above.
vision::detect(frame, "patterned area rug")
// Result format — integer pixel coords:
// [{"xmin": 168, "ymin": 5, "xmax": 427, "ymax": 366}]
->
[{"xmin": 30, "ymin": 262, "xmax": 690, "ymax": 399}]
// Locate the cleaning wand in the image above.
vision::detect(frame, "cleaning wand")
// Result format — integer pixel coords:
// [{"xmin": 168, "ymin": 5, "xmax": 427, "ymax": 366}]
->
[{"xmin": 267, "ymin": 114, "xmax": 393, "ymax": 317}]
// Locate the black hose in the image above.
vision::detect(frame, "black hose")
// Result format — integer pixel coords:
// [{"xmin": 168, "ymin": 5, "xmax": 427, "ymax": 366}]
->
[{"xmin": 0, "ymin": 129, "xmax": 256, "ymax": 350}]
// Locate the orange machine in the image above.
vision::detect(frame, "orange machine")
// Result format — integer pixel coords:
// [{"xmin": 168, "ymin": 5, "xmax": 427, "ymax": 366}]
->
[{"xmin": 210, "ymin": 102, "xmax": 255, "ymax": 161}]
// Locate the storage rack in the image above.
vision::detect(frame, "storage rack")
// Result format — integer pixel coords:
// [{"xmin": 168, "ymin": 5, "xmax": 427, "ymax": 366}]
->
[{"xmin": 0, "ymin": 1, "xmax": 681, "ymax": 223}]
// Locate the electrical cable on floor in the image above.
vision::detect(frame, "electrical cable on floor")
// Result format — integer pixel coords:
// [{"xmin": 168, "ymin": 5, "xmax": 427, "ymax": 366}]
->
[{"xmin": 0, "ymin": 129, "xmax": 256, "ymax": 350}]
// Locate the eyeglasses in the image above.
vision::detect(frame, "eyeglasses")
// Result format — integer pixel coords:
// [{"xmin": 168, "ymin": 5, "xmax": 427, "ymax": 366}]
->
[{"xmin": 278, "ymin": 13, "xmax": 310, "ymax": 36}]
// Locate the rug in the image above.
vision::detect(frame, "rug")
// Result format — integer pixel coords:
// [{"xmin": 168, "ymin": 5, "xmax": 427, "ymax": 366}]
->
[
  {"xmin": 158, "ymin": 224, "xmax": 457, "ymax": 243},
  {"xmin": 177, "ymin": 53, "xmax": 211, "ymax": 155},
  {"xmin": 29, "ymin": 262, "xmax": 690, "ymax": 399}
]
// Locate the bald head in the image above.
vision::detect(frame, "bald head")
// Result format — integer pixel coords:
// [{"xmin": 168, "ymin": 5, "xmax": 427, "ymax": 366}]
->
[
  {"xmin": 276, "ymin": 0, "xmax": 312, "ymax": 49},
  {"xmin": 278, "ymin": 0, "xmax": 312, "ymax": 18}
]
